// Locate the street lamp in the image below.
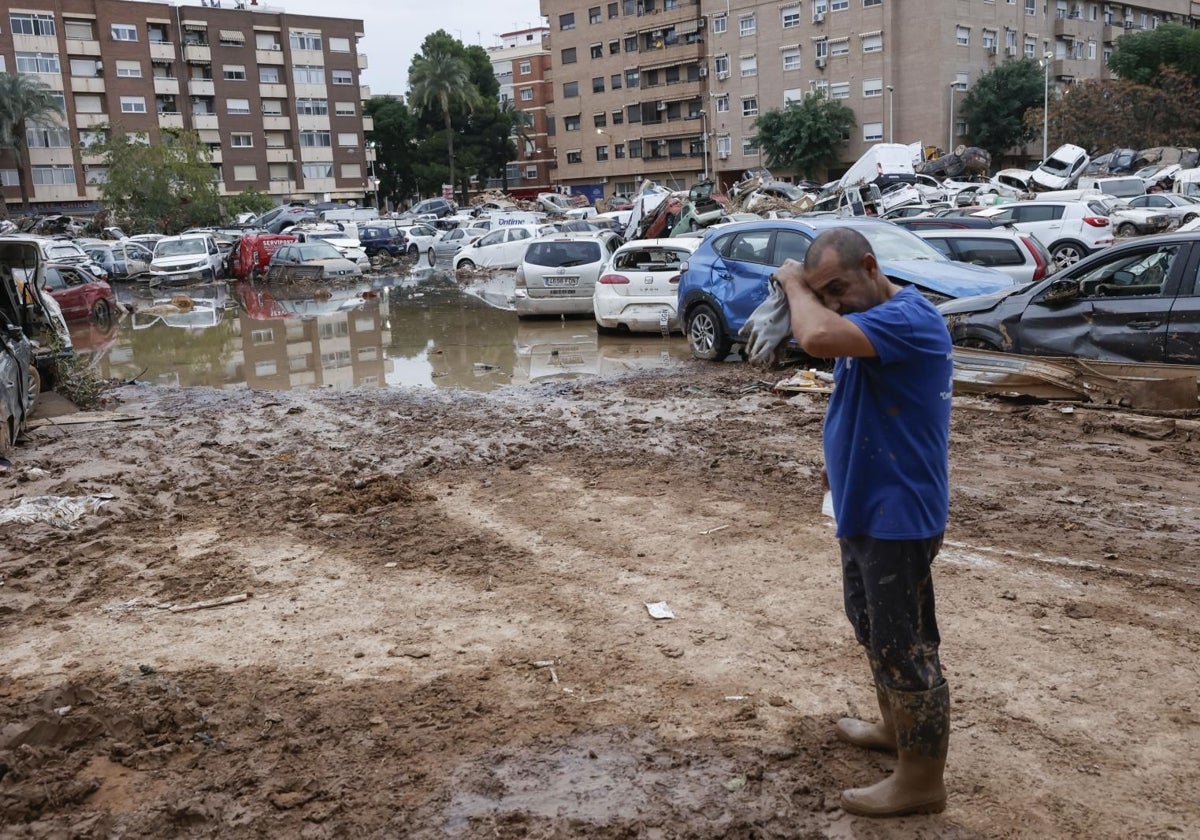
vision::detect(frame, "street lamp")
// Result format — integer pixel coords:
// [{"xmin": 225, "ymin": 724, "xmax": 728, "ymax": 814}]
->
[
  {"xmin": 886, "ymin": 85, "xmax": 894, "ymax": 144},
  {"xmin": 947, "ymin": 83, "xmax": 956, "ymax": 154},
  {"xmin": 1041, "ymin": 51, "xmax": 1054, "ymax": 161},
  {"xmin": 699, "ymin": 109, "xmax": 709, "ymax": 181}
]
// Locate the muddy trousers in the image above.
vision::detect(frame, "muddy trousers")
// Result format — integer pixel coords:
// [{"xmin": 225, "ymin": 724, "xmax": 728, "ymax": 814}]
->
[{"xmin": 839, "ymin": 535, "xmax": 944, "ymax": 693}]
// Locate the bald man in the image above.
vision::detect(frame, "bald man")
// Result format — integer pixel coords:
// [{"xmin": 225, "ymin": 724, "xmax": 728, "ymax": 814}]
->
[{"xmin": 774, "ymin": 228, "xmax": 953, "ymax": 818}]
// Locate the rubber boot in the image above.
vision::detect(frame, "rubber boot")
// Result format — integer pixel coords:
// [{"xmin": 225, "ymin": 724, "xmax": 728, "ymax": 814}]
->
[
  {"xmin": 840, "ymin": 681, "xmax": 949, "ymax": 818},
  {"xmin": 835, "ymin": 682, "xmax": 895, "ymax": 752}
]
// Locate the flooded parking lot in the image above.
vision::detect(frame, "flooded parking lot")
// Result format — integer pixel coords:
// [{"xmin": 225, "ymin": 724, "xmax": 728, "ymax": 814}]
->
[{"xmin": 77, "ymin": 268, "xmax": 691, "ymax": 392}]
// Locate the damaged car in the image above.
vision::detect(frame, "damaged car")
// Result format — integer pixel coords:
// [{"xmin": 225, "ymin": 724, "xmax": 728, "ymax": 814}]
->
[{"xmin": 939, "ymin": 232, "xmax": 1200, "ymax": 363}]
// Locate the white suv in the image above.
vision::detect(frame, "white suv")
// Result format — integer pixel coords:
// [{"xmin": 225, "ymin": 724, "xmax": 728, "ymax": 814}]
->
[
  {"xmin": 149, "ymin": 233, "xmax": 224, "ymax": 284},
  {"xmin": 973, "ymin": 201, "xmax": 1113, "ymax": 268},
  {"xmin": 514, "ymin": 232, "xmax": 621, "ymax": 318}
]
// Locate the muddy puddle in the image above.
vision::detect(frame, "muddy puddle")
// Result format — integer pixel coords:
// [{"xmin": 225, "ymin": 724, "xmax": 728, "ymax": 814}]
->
[{"xmin": 74, "ymin": 268, "xmax": 691, "ymax": 392}]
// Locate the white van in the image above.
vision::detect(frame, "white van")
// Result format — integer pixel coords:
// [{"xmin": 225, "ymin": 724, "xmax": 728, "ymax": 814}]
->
[
  {"xmin": 1174, "ymin": 168, "xmax": 1200, "ymax": 198},
  {"xmin": 321, "ymin": 207, "xmax": 379, "ymax": 224},
  {"xmin": 1076, "ymin": 176, "xmax": 1146, "ymax": 199},
  {"xmin": 837, "ymin": 143, "xmax": 914, "ymax": 189}
]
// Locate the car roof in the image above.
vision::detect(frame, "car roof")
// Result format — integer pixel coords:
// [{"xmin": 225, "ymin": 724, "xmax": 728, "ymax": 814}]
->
[{"xmin": 914, "ymin": 227, "xmax": 1024, "ymax": 239}]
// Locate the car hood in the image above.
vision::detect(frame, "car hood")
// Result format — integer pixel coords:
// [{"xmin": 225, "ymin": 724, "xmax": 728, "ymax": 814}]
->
[
  {"xmin": 881, "ymin": 259, "xmax": 1016, "ymax": 298},
  {"xmin": 936, "ymin": 283, "xmax": 1030, "ymax": 315},
  {"xmin": 151, "ymin": 254, "xmax": 209, "ymax": 269}
]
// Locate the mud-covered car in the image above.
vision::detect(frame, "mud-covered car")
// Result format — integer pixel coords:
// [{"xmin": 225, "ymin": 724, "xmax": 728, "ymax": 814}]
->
[{"xmin": 938, "ymin": 232, "xmax": 1200, "ymax": 363}]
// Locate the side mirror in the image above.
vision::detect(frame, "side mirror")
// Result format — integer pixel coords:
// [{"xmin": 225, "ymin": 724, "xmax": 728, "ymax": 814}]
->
[{"xmin": 1038, "ymin": 278, "xmax": 1081, "ymax": 305}]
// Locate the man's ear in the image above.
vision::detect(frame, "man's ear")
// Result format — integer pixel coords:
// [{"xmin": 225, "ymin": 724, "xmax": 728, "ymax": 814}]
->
[{"xmin": 861, "ymin": 252, "xmax": 878, "ymax": 273}]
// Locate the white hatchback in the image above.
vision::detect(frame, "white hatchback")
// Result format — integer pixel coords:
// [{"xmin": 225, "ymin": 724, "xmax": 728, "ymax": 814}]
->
[
  {"xmin": 593, "ymin": 238, "xmax": 700, "ymax": 333},
  {"xmin": 453, "ymin": 223, "xmax": 555, "ymax": 271}
]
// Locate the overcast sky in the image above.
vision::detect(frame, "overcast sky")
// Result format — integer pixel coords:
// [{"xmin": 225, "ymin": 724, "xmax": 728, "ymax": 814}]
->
[{"xmin": 138, "ymin": 0, "xmax": 546, "ymax": 96}]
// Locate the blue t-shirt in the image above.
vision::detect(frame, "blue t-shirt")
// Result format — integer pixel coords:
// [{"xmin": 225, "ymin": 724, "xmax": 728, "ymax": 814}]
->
[{"xmin": 824, "ymin": 286, "xmax": 952, "ymax": 540}]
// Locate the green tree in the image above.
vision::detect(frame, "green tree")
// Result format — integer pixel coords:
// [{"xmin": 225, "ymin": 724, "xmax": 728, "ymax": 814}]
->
[
  {"xmin": 960, "ymin": 58, "xmax": 1045, "ymax": 160},
  {"xmin": 750, "ymin": 92, "xmax": 855, "ymax": 178},
  {"xmin": 1108, "ymin": 22, "xmax": 1200, "ymax": 87},
  {"xmin": 365, "ymin": 95, "xmax": 417, "ymax": 210},
  {"xmin": 223, "ymin": 189, "xmax": 277, "ymax": 218},
  {"xmin": 95, "ymin": 127, "xmax": 221, "ymax": 233},
  {"xmin": 409, "ymin": 48, "xmax": 482, "ymax": 200},
  {"xmin": 0, "ymin": 72, "xmax": 66, "ymax": 215}
]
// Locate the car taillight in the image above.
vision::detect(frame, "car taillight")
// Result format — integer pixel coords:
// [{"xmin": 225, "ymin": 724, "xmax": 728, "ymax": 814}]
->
[
  {"xmin": 1083, "ymin": 216, "xmax": 1110, "ymax": 227},
  {"xmin": 515, "ymin": 265, "xmax": 526, "ymax": 288},
  {"xmin": 1021, "ymin": 235, "xmax": 1048, "ymax": 282},
  {"xmin": 598, "ymin": 273, "xmax": 629, "ymax": 285}
]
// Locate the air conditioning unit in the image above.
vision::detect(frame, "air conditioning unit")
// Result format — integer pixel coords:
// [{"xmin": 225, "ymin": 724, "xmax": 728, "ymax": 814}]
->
[
  {"xmin": 718, "ymin": 151, "xmax": 729, "ymax": 160},
  {"xmin": 657, "ymin": 100, "xmax": 667, "ymax": 110},
  {"xmin": 269, "ymin": 44, "xmax": 281, "ymax": 51},
  {"xmin": 1006, "ymin": 45, "xmax": 1018, "ymax": 56},
  {"xmin": 716, "ymin": 70, "xmax": 730, "ymax": 80},
  {"xmin": 815, "ymin": 57, "xmax": 826, "ymax": 69},
  {"xmin": 95, "ymin": 60, "xmax": 104, "ymax": 72},
  {"xmin": 987, "ymin": 45, "xmax": 998, "ymax": 55},
  {"xmin": 813, "ymin": 13, "xmax": 825, "ymax": 24},
  {"xmin": 698, "ymin": 67, "xmax": 708, "ymax": 78}
]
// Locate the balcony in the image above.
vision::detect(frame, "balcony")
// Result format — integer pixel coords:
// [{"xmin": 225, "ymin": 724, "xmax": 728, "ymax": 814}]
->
[
  {"xmin": 358, "ymin": 53, "xmax": 368, "ymax": 70},
  {"xmin": 149, "ymin": 42, "xmax": 176, "ymax": 61},
  {"xmin": 183, "ymin": 44, "xmax": 212, "ymax": 63},
  {"xmin": 70, "ymin": 76, "xmax": 106, "ymax": 94},
  {"xmin": 256, "ymin": 47, "xmax": 285, "ymax": 65},
  {"xmin": 1052, "ymin": 57, "xmax": 1087, "ymax": 79},
  {"xmin": 193, "ymin": 114, "xmax": 220, "ymax": 130},
  {"xmin": 81, "ymin": 151, "xmax": 105, "ymax": 165},
  {"xmin": 188, "ymin": 79, "xmax": 216, "ymax": 96},
  {"xmin": 154, "ymin": 77, "xmax": 180, "ymax": 95},
  {"xmin": 360, "ymin": 85, "xmax": 371, "ymax": 100},
  {"xmin": 1102, "ymin": 23, "xmax": 1123, "ymax": 43},
  {"xmin": 362, "ymin": 116, "xmax": 374, "ymax": 132},
  {"xmin": 263, "ymin": 116, "xmax": 292, "ymax": 130},
  {"xmin": 300, "ymin": 146, "xmax": 334, "ymax": 163},
  {"xmin": 1053, "ymin": 16, "xmax": 1090, "ymax": 41},
  {"xmin": 75, "ymin": 112, "xmax": 109, "ymax": 128},
  {"xmin": 259, "ymin": 83, "xmax": 288, "ymax": 99},
  {"xmin": 68, "ymin": 39, "xmax": 102, "ymax": 56},
  {"xmin": 266, "ymin": 148, "xmax": 295, "ymax": 163},
  {"xmin": 209, "ymin": 149, "xmax": 223, "ymax": 164},
  {"xmin": 268, "ymin": 179, "xmax": 296, "ymax": 195},
  {"xmin": 157, "ymin": 112, "xmax": 185, "ymax": 129}
]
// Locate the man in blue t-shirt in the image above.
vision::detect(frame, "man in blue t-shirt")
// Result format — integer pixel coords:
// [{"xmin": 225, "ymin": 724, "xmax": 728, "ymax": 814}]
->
[{"xmin": 774, "ymin": 228, "xmax": 953, "ymax": 819}]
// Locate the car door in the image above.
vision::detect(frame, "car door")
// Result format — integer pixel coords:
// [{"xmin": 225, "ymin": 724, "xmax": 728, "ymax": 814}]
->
[
  {"xmin": 1010, "ymin": 203, "xmax": 1064, "ymax": 247},
  {"xmin": 501, "ymin": 228, "xmax": 533, "ymax": 267},
  {"xmin": 43, "ymin": 266, "xmax": 88, "ymax": 319},
  {"xmin": 717, "ymin": 229, "xmax": 776, "ymax": 333},
  {"xmin": 1014, "ymin": 241, "xmax": 1188, "ymax": 362},
  {"xmin": 1164, "ymin": 244, "xmax": 1200, "ymax": 363}
]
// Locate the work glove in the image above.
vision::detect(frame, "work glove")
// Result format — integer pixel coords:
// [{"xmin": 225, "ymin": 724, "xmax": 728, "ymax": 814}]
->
[{"xmin": 739, "ymin": 276, "xmax": 792, "ymax": 367}]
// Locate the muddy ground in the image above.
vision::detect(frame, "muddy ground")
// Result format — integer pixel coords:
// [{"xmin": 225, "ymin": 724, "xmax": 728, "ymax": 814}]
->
[{"xmin": 1, "ymin": 363, "xmax": 1197, "ymax": 839}]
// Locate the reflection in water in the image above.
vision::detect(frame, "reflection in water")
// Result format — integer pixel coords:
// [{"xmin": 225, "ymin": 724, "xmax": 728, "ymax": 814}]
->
[{"xmin": 76, "ymin": 274, "xmax": 689, "ymax": 393}]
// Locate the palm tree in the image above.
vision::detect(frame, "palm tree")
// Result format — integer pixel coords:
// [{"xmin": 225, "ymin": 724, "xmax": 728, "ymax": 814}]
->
[
  {"xmin": 408, "ymin": 51, "xmax": 482, "ymax": 196},
  {"xmin": 0, "ymin": 73, "xmax": 66, "ymax": 215},
  {"xmin": 498, "ymin": 100, "xmax": 534, "ymax": 191}
]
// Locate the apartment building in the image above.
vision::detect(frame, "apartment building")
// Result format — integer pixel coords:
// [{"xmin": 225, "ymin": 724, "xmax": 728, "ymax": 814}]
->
[
  {"xmin": 539, "ymin": 0, "xmax": 1197, "ymax": 193},
  {"xmin": 487, "ymin": 26, "xmax": 556, "ymax": 199},
  {"xmin": 0, "ymin": 0, "xmax": 373, "ymax": 213}
]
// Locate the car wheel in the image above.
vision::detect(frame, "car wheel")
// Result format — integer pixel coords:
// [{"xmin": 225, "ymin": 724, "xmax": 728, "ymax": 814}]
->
[
  {"xmin": 408, "ymin": 244, "xmax": 419, "ymax": 258},
  {"xmin": 457, "ymin": 259, "xmax": 475, "ymax": 271},
  {"xmin": 596, "ymin": 323, "xmax": 620, "ymax": 335},
  {"xmin": 686, "ymin": 303, "xmax": 732, "ymax": 361},
  {"xmin": 1183, "ymin": 214, "xmax": 1197, "ymax": 225},
  {"xmin": 1117, "ymin": 222, "xmax": 1137, "ymax": 237},
  {"xmin": 92, "ymin": 298, "xmax": 112, "ymax": 328},
  {"xmin": 1050, "ymin": 242, "xmax": 1086, "ymax": 269},
  {"xmin": 427, "ymin": 248, "xmax": 437, "ymax": 267}
]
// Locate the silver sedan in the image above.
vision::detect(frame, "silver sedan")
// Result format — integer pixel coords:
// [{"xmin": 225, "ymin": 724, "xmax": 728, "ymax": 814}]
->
[
  {"xmin": 426, "ymin": 226, "xmax": 489, "ymax": 267},
  {"xmin": 1126, "ymin": 193, "xmax": 1200, "ymax": 227}
]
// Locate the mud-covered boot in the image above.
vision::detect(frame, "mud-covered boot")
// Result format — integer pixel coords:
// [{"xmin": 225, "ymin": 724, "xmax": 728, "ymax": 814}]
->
[
  {"xmin": 840, "ymin": 681, "xmax": 949, "ymax": 818},
  {"xmin": 835, "ymin": 682, "xmax": 895, "ymax": 752}
]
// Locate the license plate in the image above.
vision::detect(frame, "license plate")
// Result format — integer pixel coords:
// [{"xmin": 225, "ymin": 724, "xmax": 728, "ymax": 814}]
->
[{"xmin": 544, "ymin": 276, "xmax": 578, "ymax": 287}]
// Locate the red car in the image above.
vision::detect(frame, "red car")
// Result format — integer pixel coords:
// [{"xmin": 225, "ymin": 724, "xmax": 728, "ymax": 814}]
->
[
  {"xmin": 229, "ymin": 232, "xmax": 297, "ymax": 281},
  {"xmin": 42, "ymin": 262, "xmax": 118, "ymax": 326}
]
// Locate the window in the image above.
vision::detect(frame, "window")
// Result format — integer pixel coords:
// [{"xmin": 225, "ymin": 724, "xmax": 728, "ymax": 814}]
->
[
  {"xmin": 611, "ymin": 73, "xmax": 622, "ymax": 89},
  {"xmin": 70, "ymin": 58, "xmax": 100, "ymax": 77},
  {"xmin": 219, "ymin": 30, "xmax": 245, "ymax": 47},
  {"xmin": 625, "ymin": 68, "xmax": 639, "ymax": 87},
  {"xmin": 863, "ymin": 77, "xmax": 882, "ymax": 97},
  {"xmin": 520, "ymin": 87, "xmax": 534, "ymax": 101},
  {"xmin": 331, "ymin": 69, "xmax": 353, "ymax": 85},
  {"xmin": 782, "ymin": 48, "xmax": 801, "ymax": 71},
  {"xmin": 255, "ymin": 33, "xmax": 281, "ymax": 50},
  {"xmin": 715, "ymin": 94, "xmax": 729, "ymax": 113},
  {"xmin": 784, "ymin": 88, "xmax": 803, "ymax": 106},
  {"xmin": 64, "ymin": 20, "xmax": 94, "ymax": 40},
  {"xmin": 299, "ymin": 131, "xmax": 332, "ymax": 147},
  {"xmin": 262, "ymin": 100, "xmax": 283, "ymax": 116},
  {"xmin": 830, "ymin": 82, "xmax": 850, "ymax": 99},
  {"xmin": 739, "ymin": 14, "xmax": 756, "ymax": 36},
  {"xmin": 864, "ymin": 0, "xmax": 882, "ymax": 5},
  {"xmin": 1088, "ymin": 40, "xmax": 1097, "ymax": 60},
  {"xmin": 231, "ymin": 133, "xmax": 254, "ymax": 148},
  {"xmin": 740, "ymin": 56, "xmax": 757, "ymax": 77},
  {"xmin": 296, "ymin": 98, "xmax": 329, "ymax": 115},
  {"xmin": 116, "ymin": 60, "xmax": 142, "ymax": 78},
  {"xmin": 954, "ymin": 72, "xmax": 968, "ymax": 91},
  {"xmin": 75, "ymin": 94, "xmax": 102, "ymax": 113},
  {"xmin": 26, "ymin": 127, "xmax": 70, "ymax": 148},
  {"xmin": 742, "ymin": 139, "xmax": 759, "ymax": 156},
  {"xmin": 567, "ymin": 150, "xmax": 582, "ymax": 164},
  {"xmin": 335, "ymin": 101, "xmax": 355, "ymax": 116},
  {"xmin": 223, "ymin": 65, "xmax": 247, "ymax": 81},
  {"xmin": 260, "ymin": 66, "xmax": 281, "ymax": 84},
  {"xmin": 830, "ymin": 38, "xmax": 850, "ymax": 57},
  {"xmin": 596, "ymin": 145, "xmax": 609, "ymax": 161},
  {"xmin": 329, "ymin": 36, "xmax": 350, "ymax": 52},
  {"xmin": 628, "ymin": 103, "xmax": 642, "ymax": 123},
  {"xmin": 564, "ymin": 115, "xmax": 581, "ymax": 131},
  {"xmin": 15, "ymin": 53, "xmax": 61, "ymax": 74},
  {"xmin": 560, "ymin": 12, "xmax": 576, "ymax": 30},
  {"xmin": 591, "ymin": 43, "xmax": 603, "ymax": 59},
  {"xmin": 814, "ymin": 0, "xmax": 829, "ymax": 16},
  {"xmin": 612, "ymin": 109, "xmax": 624, "ymax": 125},
  {"xmin": 593, "ymin": 76, "xmax": 605, "ymax": 93},
  {"xmin": 715, "ymin": 55, "xmax": 729, "ymax": 76},
  {"xmin": 79, "ymin": 130, "xmax": 105, "ymax": 148},
  {"xmin": 1026, "ymin": 0, "xmax": 1036, "ymax": 14},
  {"xmin": 302, "ymin": 163, "xmax": 333, "ymax": 178},
  {"xmin": 594, "ymin": 112, "xmax": 606, "ymax": 128},
  {"xmin": 624, "ymin": 35, "xmax": 638, "ymax": 52},
  {"xmin": 590, "ymin": 6, "xmax": 602, "ymax": 24},
  {"xmin": 862, "ymin": 33, "xmax": 883, "ymax": 52},
  {"xmin": 815, "ymin": 40, "xmax": 828, "ymax": 60},
  {"xmin": 32, "ymin": 165, "xmax": 76, "ymax": 186},
  {"xmin": 519, "ymin": 60, "xmax": 532, "ymax": 75},
  {"xmin": 293, "ymin": 65, "xmax": 325, "ymax": 85},
  {"xmin": 742, "ymin": 96, "xmax": 758, "ymax": 116},
  {"xmin": 266, "ymin": 132, "xmax": 287, "ymax": 147},
  {"xmin": 863, "ymin": 121, "xmax": 883, "ymax": 141},
  {"xmin": 608, "ymin": 2, "xmax": 619, "ymax": 18},
  {"xmin": 713, "ymin": 14, "xmax": 727, "ymax": 34},
  {"xmin": 563, "ymin": 81, "xmax": 579, "ymax": 98},
  {"xmin": 956, "ymin": 25, "xmax": 970, "ymax": 46},
  {"xmin": 614, "ymin": 143, "xmax": 625, "ymax": 159},
  {"xmin": 227, "ymin": 98, "xmax": 250, "ymax": 114},
  {"xmin": 290, "ymin": 31, "xmax": 322, "ymax": 51},
  {"xmin": 783, "ymin": 7, "xmax": 801, "ymax": 28},
  {"xmin": 1025, "ymin": 37, "xmax": 1037, "ymax": 58},
  {"xmin": 10, "ymin": 13, "xmax": 56, "ymax": 37},
  {"xmin": 111, "ymin": 23, "xmax": 137, "ymax": 41},
  {"xmin": 524, "ymin": 165, "xmax": 537, "ymax": 179},
  {"xmin": 341, "ymin": 163, "xmax": 362, "ymax": 179},
  {"xmin": 562, "ymin": 47, "xmax": 577, "ymax": 64},
  {"xmin": 716, "ymin": 135, "xmax": 732, "ymax": 156},
  {"xmin": 982, "ymin": 29, "xmax": 997, "ymax": 50},
  {"xmin": 832, "ymin": 0, "xmax": 850, "ymax": 10},
  {"xmin": 337, "ymin": 132, "xmax": 358, "ymax": 146},
  {"xmin": 120, "ymin": 96, "xmax": 147, "ymax": 113},
  {"xmin": 628, "ymin": 139, "xmax": 642, "ymax": 157},
  {"xmin": 0, "ymin": 170, "xmax": 18, "ymax": 187}
]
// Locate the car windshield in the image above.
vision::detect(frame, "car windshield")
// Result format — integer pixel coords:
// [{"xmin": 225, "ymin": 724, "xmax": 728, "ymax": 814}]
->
[
  {"xmin": 156, "ymin": 239, "xmax": 206, "ymax": 257},
  {"xmin": 296, "ymin": 242, "xmax": 342, "ymax": 260},
  {"xmin": 613, "ymin": 247, "xmax": 688, "ymax": 271},
  {"xmin": 525, "ymin": 241, "xmax": 602, "ymax": 267},
  {"xmin": 857, "ymin": 226, "xmax": 947, "ymax": 262},
  {"xmin": 1041, "ymin": 156, "xmax": 1073, "ymax": 175}
]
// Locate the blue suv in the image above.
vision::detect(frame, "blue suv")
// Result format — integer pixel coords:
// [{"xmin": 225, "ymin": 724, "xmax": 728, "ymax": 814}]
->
[
  {"xmin": 677, "ymin": 217, "xmax": 1017, "ymax": 360},
  {"xmin": 358, "ymin": 224, "xmax": 407, "ymax": 258}
]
